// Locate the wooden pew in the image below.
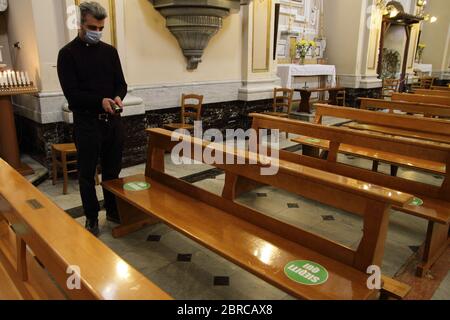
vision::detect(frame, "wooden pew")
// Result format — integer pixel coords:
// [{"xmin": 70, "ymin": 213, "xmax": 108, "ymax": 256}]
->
[
  {"xmin": 316, "ymin": 103, "xmax": 450, "ymax": 175},
  {"xmin": 413, "ymin": 89, "xmax": 450, "ymax": 97},
  {"xmin": 315, "ymin": 104, "xmax": 450, "ymax": 145},
  {"xmin": 431, "ymin": 86, "xmax": 450, "ymax": 92},
  {"xmin": 392, "ymin": 93, "xmax": 450, "ymax": 106},
  {"xmin": 359, "ymin": 98, "xmax": 450, "ymax": 118},
  {"xmin": 250, "ymin": 112, "xmax": 450, "ymax": 277},
  {"xmin": 102, "ymin": 128, "xmax": 415, "ymax": 300},
  {"xmin": 0, "ymin": 158, "xmax": 171, "ymax": 300}
]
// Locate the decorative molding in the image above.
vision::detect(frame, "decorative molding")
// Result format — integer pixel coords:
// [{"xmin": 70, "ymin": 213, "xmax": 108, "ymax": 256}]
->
[
  {"xmin": 150, "ymin": 0, "xmax": 241, "ymax": 70},
  {"xmin": 252, "ymin": 0, "xmax": 272, "ymax": 72}
]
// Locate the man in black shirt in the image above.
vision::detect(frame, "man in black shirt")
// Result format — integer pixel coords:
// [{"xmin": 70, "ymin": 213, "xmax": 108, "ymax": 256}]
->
[{"xmin": 57, "ymin": 1, "xmax": 127, "ymax": 236}]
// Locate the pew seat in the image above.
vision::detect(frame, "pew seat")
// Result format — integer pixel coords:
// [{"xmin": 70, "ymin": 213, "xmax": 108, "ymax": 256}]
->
[
  {"xmin": 291, "ymin": 135, "xmax": 446, "ymax": 176},
  {"xmin": 104, "ymin": 174, "xmax": 378, "ymax": 300},
  {"xmin": 342, "ymin": 123, "xmax": 450, "ymax": 145},
  {"xmin": 103, "ymin": 128, "xmax": 415, "ymax": 300}
]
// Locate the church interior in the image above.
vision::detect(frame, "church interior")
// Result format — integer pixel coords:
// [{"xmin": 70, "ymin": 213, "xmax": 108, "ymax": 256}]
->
[{"xmin": 0, "ymin": 0, "xmax": 449, "ymax": 301}]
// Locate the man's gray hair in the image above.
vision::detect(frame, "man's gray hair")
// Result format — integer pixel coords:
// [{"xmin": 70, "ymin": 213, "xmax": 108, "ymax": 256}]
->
[{"xmin": 79, "ymin": 1, "xmax": 108, "ymax": 24}]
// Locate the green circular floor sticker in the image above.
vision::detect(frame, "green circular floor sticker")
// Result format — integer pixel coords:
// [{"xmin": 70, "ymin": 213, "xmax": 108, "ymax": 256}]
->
[
  {"xmin": 284, "ymin": 260, "xmax": 329, "ymax": 286},
  {"xmin": 123, "ymin": 181, "xmax": 151, "ymax": 191},
  {"xmin": 409, "ymin": 197, "xmax": 424, "ymax": 207},
  {"xmin": 305, "ymin": 138, "xmax": 322, "ymax": 143}
]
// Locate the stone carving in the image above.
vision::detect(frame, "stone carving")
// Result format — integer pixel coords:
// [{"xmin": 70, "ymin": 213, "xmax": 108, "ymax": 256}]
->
[{"xmin": 150, "ymin": 0, "xmax": 242, "ymax": 70}]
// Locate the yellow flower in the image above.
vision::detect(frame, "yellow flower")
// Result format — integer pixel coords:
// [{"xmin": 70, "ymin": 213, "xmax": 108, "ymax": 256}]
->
[
  {"xmin": 418, "ymin": 43, "xmax": 426, "ymax": 48},
  {"xmin": 297, "ymin": 39, "xmax": 308, "ymax": 46},
  {"xmin": 309, "ymin": 41, "xmax": 316, "ymax": 47}
]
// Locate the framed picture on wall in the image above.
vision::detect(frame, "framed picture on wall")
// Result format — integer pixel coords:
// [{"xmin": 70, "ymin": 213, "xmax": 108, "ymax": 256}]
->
[
  {"xmin": 314, "ymin": 44, "xmax": 321, "ymax": 57},
  {"xmin": 277, "ymin": 44, "xmax": 287, "ymax": 57}
]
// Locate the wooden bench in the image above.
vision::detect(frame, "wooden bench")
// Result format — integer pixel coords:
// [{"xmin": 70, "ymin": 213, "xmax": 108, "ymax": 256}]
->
[
  {"xmin": 414, "ymin": 89, "xmax": 450, "ymax": 97},
  {"xmin": 392, "ymin": 93, "xmax": 450, "ymax": 106},
  {"xmin": 315, "ymin": 104, "xmax": 450, "ymax": 145},
  {"xmin": 0, "ymin": 158, "xmax": 171, "ymax": 300},
  {"xmin": 359, "ymin": 98, "xmax": 450, "ymax": 118},
  {"xmin": 102, "ymin": 128, "xmax": 415, "ymax": 300},
  {"xmin": 250, "ymin": 112, "xmax": 450, "ymax": 277},
  {"xmin": 431, "ymin": 86, "xmax": 450, "ymax": 92}
]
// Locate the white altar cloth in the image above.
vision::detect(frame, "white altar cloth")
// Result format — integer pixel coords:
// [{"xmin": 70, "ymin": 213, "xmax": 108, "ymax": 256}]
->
[
  {"xmin": 413, "ymin": 63, "xmax": 433, "ymax": 75},
  {"xmin": 277, "ymin": 64, "xmax": 337, "ymax": 88}
]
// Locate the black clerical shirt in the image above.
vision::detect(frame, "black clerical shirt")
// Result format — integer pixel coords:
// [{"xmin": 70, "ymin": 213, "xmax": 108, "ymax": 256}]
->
[{"xmin": 57, "ymin": 37, "xmax": 127, "ymax": 115}]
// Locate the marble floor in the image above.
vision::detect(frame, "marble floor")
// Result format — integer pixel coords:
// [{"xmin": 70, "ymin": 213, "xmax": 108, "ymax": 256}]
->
[{"xmin": 28, "ymin": 130, "xmax": 449, "ymax": 300}]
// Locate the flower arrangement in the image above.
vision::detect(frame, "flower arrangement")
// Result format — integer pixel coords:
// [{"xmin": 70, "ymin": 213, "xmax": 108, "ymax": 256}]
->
[
  {"xmin": 416, "ymin": 43, "xmax": 426, "ymax": 63},
  {"xmin": 296, "ymin": 39, "xmax": 316, "ymax": 64}
]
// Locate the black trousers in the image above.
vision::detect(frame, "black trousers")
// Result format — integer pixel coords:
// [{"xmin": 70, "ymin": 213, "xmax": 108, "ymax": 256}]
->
[{"xmin": 73, "ymin": 113, "xmax": 124, "ymax": 221}]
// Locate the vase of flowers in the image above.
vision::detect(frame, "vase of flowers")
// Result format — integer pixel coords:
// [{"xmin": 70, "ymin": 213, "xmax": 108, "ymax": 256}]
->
[
  {"xmin": 296, "ymin": 39, "xmax": 316, "ymax": 65},
  {"xmin": 416, "ymin": 43, "xmax": 426, "ymax": 63}
]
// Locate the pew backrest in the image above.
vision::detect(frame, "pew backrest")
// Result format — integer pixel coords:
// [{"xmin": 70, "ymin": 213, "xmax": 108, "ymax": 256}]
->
[
  {"xmin": 358, "ymin": 98, "xmax": 450, "ymax": 118},
  {"xmin": 414, "ymin": 89, "xmax": 450, "ymax": 97},
  {"xmin": 0, "ymin": 158, "xmax": 171, "ymax": 300},
  {"xmin": 250, "ymin": 112, "xmax": 450, "ymax": 203},
  {"xmin": 392, "ymin": 93, "xmax": 450, "ymax": 106}
]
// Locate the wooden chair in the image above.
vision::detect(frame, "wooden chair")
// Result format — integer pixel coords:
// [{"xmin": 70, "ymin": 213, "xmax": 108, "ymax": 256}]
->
[
  {"xmin": 164, "ymin": 94, "xmax": 203, "ymax": 132},
  {"xmin": 412, "ymin": 77, "xmax": 435, "ymax": 90},
  {"xmin": 52, "ymin": 143, "xmax": 99, "ymax": 195},
  {"xmin": 420, "ymin": 77, "xmax": 434, "ymax": 89},
  {"xmin": 265, "ymin": 88, "xmax": 294, "ymax": 118},
  {"xmin": 382, "ymin": 78, "xmax": 399, "ymax": 98}
]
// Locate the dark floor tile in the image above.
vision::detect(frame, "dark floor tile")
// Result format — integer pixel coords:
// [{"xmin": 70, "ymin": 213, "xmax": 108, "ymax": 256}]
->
[
  {"xmin": 177, "ymin": 254, "xmax": 193, "ymax": 262},
  {"xmin": 147, "ymin": 235, "xmax": 162, "ymax": 242},
  {"xmin": 256, "ymin": 193, "xmax": 268, "ymax": 198},
  {"xmin": 409, "ymin": 246, "xmax": 420, "ymax": 253},
  {"xmin": 214, "ymin": 276, "xmax": 230, "ymax": 286}
]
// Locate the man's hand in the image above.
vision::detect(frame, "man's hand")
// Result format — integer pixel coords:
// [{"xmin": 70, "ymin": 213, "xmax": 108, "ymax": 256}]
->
[
  {"xmin": 102, "ymin": 98, "xmax": 115, "ymax": 114},
  {"xmin": 114, "ymin": 96, "xmax": 124, "ymax": 109}
]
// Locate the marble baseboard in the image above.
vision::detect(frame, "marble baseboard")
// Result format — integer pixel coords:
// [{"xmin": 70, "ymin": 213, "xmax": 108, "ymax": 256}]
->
[
  {"xmin": 15, "ymin": 99, "xmax": 272, "ymax": 170},
  {"xmin": 345, "ymin": 87, "xmax": 382, "ymax": 108}
]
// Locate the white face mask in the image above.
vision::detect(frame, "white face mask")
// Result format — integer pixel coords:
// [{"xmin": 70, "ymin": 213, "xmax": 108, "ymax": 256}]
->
[{"xmin": 84, "ymin": 30, "xmax": 102, "ymax": 44}]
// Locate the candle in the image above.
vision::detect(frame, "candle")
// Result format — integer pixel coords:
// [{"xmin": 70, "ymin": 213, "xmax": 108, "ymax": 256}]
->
[
  {"xmin": 16, "ymin": 71, "xmax": 22, "ymax": 86},
  {"xmin": 6, "ymin": 71, "xmax": 11, "ymax": 87},
  {"xmin": 25, "ymin": 72, "xmax": 30, "ymax": 85},
  {"xmin": 11, "ymin": 70, "xmax": 17, "ymax": 86},
  {"xmin": 20, "ymin": 72, "xmax": 26, "ymax": 86}
]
